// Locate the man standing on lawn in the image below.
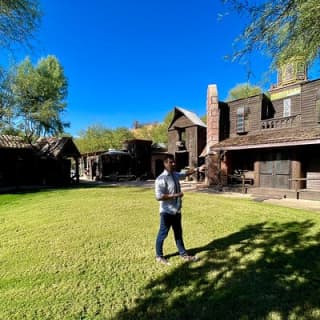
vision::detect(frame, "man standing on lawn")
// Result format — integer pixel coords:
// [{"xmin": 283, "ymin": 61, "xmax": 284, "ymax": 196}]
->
[{"xmin": 155, "ymin": 153, "xmax": 205, "ymax": 265}]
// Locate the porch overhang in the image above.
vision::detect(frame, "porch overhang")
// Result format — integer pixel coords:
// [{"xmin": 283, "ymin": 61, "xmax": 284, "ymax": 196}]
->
[
  {"xmin": 211, "ymin": 138, "xmax": 320, "ymax": 151},
  {"xmin": 208, "ymin": 127, "xmax": 320, "ymax": 152}
]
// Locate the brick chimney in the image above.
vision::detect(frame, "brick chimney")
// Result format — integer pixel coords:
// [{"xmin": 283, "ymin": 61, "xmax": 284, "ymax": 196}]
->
[
  {"xmin": 207, "ymin": 84, "xmax": 219, "ymax": 146},
  {"xmin": 206, "ymin": 84, "xmax": 220, "ymax": 187}
]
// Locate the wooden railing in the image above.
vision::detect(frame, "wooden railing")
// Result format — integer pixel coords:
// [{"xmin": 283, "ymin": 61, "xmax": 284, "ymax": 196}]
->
[{"xmin": 260, "ymin": 114, "xmax": 301, "ymax": 130}]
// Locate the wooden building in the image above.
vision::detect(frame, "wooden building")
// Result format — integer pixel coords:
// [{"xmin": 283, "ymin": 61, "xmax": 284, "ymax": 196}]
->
[
  {"xmin": 168, "ymin": 106, "xmax": 206, "ymax": 173},
  {"xmin": 80, "ymin": 139, "xmax": 155, "ymax": 181},
  {"xmin": 0, "ymin": 135, "xmax": 35, "ymax": 187},
  {"xmin": 0, "ymin": 135, "xmax": 81, "ymax": 188},
  {"xmin": 36, "ymin": 137, "xmax": 81, "ymax": 185},
  {"xmin": 205, "ymin": 62, "xmax": 320, "ymax": 192}
]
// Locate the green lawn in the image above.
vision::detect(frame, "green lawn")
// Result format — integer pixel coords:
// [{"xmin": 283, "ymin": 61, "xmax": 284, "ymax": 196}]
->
[{"xmin": 1, "ymin": 185, "xmax": 320, "ymax": 320}]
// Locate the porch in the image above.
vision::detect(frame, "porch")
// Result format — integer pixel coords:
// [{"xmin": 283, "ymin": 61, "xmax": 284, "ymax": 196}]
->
[{"xmin": 222, "ymin": 185, "xmax": 320, "ymax": 201}]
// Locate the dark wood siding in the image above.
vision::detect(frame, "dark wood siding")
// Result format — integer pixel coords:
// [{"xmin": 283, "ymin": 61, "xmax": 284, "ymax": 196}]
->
[
  {"xmin": 167, "ymin": 130, "xmax": 178, "ymax": 155},
  {"xmin": 198, "ymin": 126, "xmax": 207, "ymax": 158},
  {"xmin": 219, "ymin": 102, "xmax": 230, "ymax": 140},
  {"xmin": 271, "ymin": 94, "xmax": 301, "ymax": 118},
  {"xmin": 228, "ymin": 94, "xmax": 263, "ymax": 137},
  {"xmin": 301, "ymin": 79, "xmax": 320, "ymax": 127},
  {"xmin": 168, "ymin": 112, "xmax": 206, "ymax": 171},
  {"xmin": 186, "ymin": 127, "xmax": 197, "ymax": 167},
  {"xmin": 169, "ymin": 115, "xmax": 194, "ymax": 129}
]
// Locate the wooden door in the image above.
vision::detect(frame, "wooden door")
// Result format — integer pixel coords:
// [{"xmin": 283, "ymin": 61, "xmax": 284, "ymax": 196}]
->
[{"xmin": 260, "ymin": 151, "xmax": 290, "ymax": 188}]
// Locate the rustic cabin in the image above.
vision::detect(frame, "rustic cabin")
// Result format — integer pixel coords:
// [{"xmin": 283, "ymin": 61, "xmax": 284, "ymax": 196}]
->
[
  {"xmin": 0, "ymin": 135, "xmax": 36, "ymax": 187},
  {"xmin": 80, "ymin": 139, "xmax": 154, "ymax": 181},
  {"xmin": 204, "ymin": 59, "xmax": 320, "ymax": 197},
  {"xmin": 0, "ymin": 135, "xmax": 81, "ymax": 189},
  {"xmin": 167, "ymin": 106, "xmax": 206, "ymax": 175},
  {"xmin": 36, "ymin": 137, "xmax": 81, "ymax": 185}
]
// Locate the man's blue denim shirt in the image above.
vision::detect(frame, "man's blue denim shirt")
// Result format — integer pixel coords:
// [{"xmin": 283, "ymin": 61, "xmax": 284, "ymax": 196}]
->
[{"xmin": 155, "ymin": 169, "xmax": 186, "ymax": 215}]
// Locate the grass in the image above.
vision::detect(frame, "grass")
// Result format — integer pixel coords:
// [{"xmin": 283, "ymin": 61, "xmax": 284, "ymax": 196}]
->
[{"xmin": 1, "ymin": 185, "xmax": 320, "ymax": 319}]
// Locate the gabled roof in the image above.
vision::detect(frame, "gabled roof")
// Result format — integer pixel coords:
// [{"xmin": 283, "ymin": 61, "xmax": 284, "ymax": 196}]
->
[
  {"xmin": 36, "ymin": 137, "xmax": 81, "ymax": 158},
  {"xmin": 0, "ymin": 135, "xmax": 31, "ymax": 149},
  {"xmin": 168, "ymin": 106, "xmax": 206, "ymax": 129},
  {"xmin": 151, "ymin": 142, "xmax": 167, "ymax": 152},
  {"xmin": 209, "ymin": 127, "xmax": 320, "ymax": 151}
]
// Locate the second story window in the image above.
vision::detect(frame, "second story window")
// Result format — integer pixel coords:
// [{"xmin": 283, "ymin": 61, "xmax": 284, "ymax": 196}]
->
[
  {"xmin": 236, "ymin": 106, "xmax": 249, "ymax": 133},
  {"xmin": 283, "ymin": 98, "xmax": 291, "ymax": 117}
]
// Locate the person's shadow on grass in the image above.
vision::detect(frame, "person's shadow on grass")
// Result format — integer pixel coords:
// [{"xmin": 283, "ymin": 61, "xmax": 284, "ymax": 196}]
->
[{"xmin": 113, "ymin": 220, "xmax": 320, "ymax": 320}]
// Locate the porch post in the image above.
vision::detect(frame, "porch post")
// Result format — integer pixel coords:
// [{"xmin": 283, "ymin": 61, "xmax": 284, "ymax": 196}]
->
[
  {"xmin": 291, "ymin": 157, "xmax": 302, "ymax": 190},
  {"xmin": 254, "ymin": 159, "xmax": 260, "ymax": 187},
  {"xmin": 75, "ymin": 157, "xmax": 80, "ymax": 184}
]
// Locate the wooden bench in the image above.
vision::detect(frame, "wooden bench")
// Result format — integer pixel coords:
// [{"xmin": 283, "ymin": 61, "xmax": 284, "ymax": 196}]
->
[{"xmin": 228, "ymin": 171, "xmax": 254, "ymax": 193}]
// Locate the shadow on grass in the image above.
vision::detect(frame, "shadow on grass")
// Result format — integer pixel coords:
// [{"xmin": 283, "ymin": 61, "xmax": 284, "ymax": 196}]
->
[{"xmin": 114, "ymin": 220, "xmax": 320, "ymax": 320}]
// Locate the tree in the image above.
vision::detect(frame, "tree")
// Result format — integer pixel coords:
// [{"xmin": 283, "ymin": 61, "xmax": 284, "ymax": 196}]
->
[
  {"xmin": 75, "ymin": 124, "xmax": 112, "ymax": 154},
  {"xmin": 11, "ymin": 55, "xmax": 69, "ymax": 142},
  {"xmin": 226, "ymin": 83, "xmax": 262, "ymax": 101},
  {"xmin": 0, "ymin": 0, "xmax": 41, "ymax": 51},
  {"xmin": 75, "ymin": 124, "xmax": 135, "ymax": 154},
  {"xmin": 0, "ymin": 68, "xmax": 15, "ymax": 133},
  {"xmin": 132, "ymin": 111, "xmax": 174, "ymax": 144},
  {"xmin": 221, "ymin": 0, "xmax": 320, "ymax": 68},
  {"xmin": 112, "ymin": 127, "xmax": 135, "ymax": 147}
]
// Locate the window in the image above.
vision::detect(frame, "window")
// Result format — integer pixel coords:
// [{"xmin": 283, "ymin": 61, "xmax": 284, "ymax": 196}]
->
[
  {"xmin": 178, "ymin": 129, "xmax": 186, "ymax": 142},
  {"xmin": 283, "ymin": 98, "xmax": 291, "ymax": 117},
  {"xmin": 236, "ymin": 106, "xmax": 249, "ymax": 133},
  {"xmin": 297, "ymin": 61, "xmax": 306, "ymax": 80}
]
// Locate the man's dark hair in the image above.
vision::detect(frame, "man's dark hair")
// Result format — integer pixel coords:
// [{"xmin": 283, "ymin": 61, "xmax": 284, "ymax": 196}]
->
[{"xmin": 163, "ymin": 153, "xmax": 175, "ymax": 163}]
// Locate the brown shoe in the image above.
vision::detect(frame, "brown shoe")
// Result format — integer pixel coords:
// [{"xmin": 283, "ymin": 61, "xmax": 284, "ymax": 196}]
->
[
  {"xmin": 156, "ymin": 256, "xmax": 171, "ymax": 265},
  {"xmin": 181, "ymin": 254, "xmax": 198, "ymax": 262}
]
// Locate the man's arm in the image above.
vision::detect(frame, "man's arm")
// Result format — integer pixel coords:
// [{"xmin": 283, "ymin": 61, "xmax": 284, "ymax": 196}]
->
[
  {"xmin": 184, "ymin": 164, "xmax": 206, "ymax": 177},
  {"xmin": 158, "ymin": 191, "xmax": 184, "ymax": 201}
]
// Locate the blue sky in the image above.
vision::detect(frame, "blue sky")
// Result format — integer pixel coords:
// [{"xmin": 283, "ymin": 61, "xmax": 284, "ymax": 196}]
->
[{"xmin": 5, "ymin": 0, "xmax": 278, "ymax": 136}]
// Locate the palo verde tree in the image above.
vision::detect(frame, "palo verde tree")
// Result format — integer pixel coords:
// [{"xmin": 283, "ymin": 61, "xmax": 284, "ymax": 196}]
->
[
  {"xmin": 11, "ymin": 55, "xmax": 69, "ymax": 142},
  {"xmin": 221, "ymin": 0, "xmax": 320, "ymax": 68},
  {"xmin": 0, "ymin": 0, "xmax": 41, "ymax": 51}
]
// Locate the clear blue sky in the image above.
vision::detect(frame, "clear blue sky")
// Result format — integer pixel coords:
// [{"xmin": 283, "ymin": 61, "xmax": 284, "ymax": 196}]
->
[{"xmin": 5, "ymin": 0, "xmax": 278, "ymax": 136}]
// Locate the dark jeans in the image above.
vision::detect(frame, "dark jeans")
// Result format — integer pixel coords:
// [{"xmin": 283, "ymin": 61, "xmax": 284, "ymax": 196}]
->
[{"xmin": 156, "ymin": 212, "xmax": 187, "ymax": 257}]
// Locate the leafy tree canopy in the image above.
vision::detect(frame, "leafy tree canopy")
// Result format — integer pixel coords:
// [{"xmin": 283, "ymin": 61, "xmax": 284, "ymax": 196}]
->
[
  {"xmin": 221, "ymin": 0, "xmax": 320, "ymax": 68},
  {"xmin": 11, "ymin": 55, "xmax": 69, "ymax": 142},
  {"xmin": 75, "ymin": 124, "xmax": 135, "ymax": 154},
  {"xmin": 132, "ymin": 111, "xmax": 174, "ymax": 144},
  {"xmin": 0, "ymin": 0, "xmax": 41, "ymax": 51},
  {"xmin": 226, "ymin": 83, "xmax": 262, "ymax": 101},
  {"xmin": 75, "ymin": 111, "xmax": 175, "ymax": 154},
  {"xmin": 0, "ymin": 68, "xmax": 15, "ymax": 133}
]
